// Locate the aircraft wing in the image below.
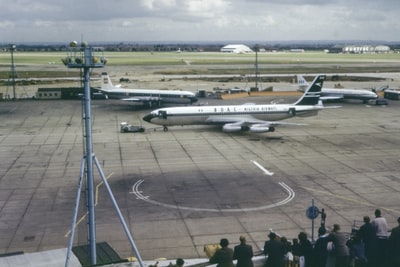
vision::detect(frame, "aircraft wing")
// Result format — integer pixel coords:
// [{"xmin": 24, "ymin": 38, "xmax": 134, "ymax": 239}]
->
[
  {"xmin": 121, "ymin": 96, "xmax": 162, "ymax": 102},
  {"xmin": 320, "ymin": 95, "xmax": 343, "ymax": 101},
  {"xmin": 206, "ymin": 115, "xmax": 306, "ymax": 133}
]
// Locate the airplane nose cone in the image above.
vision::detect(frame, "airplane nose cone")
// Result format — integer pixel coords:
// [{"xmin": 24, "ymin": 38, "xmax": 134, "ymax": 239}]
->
[{"xmin": 142, "ymin": 113, "xmax": 154, "ymax": 123}]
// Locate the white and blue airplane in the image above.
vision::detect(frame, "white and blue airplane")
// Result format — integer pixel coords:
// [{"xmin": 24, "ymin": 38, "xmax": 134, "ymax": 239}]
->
[
  {"xmin": 297, "ymin": 75, "xmax": 377, "ymax": 103},
  {"xmin": 98, "ymin": 72, "xmax": 198, "ymax": 107},
  {"xmin": 143, "ymin": 75, "xmax": 331, "ymax": 133}
]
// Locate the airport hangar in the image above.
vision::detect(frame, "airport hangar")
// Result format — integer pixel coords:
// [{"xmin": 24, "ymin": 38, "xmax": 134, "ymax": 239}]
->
[
  {"xmin": 220, "ymin": 44, "xmax": 253, "ymax": 53},
  {"xmin": 0, "ymin": 81, "xmax": 400, "ymax": 262}
]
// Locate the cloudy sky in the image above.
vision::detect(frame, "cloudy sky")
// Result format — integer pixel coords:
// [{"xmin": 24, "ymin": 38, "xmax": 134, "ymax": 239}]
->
[{"xmin": 1, "ymin": 0, "xmax": 400, "ymax": 43}]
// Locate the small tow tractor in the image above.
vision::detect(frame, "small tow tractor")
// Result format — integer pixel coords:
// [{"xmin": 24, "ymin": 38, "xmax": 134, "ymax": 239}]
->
[{"xmin": 120, "ymin": 122, "xmax": 145, "ymax": 133}]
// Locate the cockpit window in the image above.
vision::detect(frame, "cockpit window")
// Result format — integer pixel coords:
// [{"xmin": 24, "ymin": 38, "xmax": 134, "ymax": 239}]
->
[{"xmin": 158, "ymin": 110, "xmax": 167, "ymax": 119}]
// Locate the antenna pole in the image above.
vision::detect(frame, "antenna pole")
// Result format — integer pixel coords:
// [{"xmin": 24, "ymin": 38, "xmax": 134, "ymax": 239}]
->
[
  {"xmin": 10, "ymin": 44, "xmax": 17, "ymax": 100},
  {"xmin": 63, "ymin": 43, "xmax": 144, "ymax": 267},
  {"xmin": 254, "ymin": 44, "xmax": 259, "ymax": 91}
]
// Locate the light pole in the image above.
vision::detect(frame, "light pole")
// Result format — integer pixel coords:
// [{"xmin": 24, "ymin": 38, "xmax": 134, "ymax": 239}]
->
[
  {"xmin": 254, "ymin": 45, "xmax": 259, "ymax": 91},
  {"xmin": 10, "ymin": 44, "xmax": 16, "ymax": 100},
  {"xmin": 62, "ymin": 42, "xmax": 143, "ymax": 267}
]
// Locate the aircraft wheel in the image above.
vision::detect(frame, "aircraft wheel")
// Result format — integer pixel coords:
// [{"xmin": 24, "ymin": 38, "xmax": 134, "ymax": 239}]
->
[{"xmin": 163, "ymin": 126, "xmax": 168, "ymax": 132}]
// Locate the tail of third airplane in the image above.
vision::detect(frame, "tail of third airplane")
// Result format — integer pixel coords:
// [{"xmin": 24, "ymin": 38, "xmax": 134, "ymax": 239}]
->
[
  {"xmin": 297, "ymin": 75, "xmax": 309, "ymax": 91},
  {"xmin": 100, "ymin": 72, "xmax": 120, "ymax": 91},
  {"xmin": 294, "ymin": 75, "xmax": 326, "ymax": 106}
]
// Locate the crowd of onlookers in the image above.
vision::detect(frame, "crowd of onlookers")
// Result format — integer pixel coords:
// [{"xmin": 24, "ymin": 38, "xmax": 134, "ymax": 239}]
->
[{"xmin": 207, "ymin": 209, "xmax": 400, "ymax": 267}]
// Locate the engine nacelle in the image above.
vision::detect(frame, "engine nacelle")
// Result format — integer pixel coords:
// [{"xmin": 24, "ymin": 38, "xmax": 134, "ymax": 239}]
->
[
  {"xmin": 223, "ymin": 124, "xmax": 275, "ymax": 133},
  {"xmin": 222, "ymin": 124, "xmax": 252, "ymax": 132},
  {"xmin": 249, "ymin": 125, "xmax": 275, "ymax": 133}
]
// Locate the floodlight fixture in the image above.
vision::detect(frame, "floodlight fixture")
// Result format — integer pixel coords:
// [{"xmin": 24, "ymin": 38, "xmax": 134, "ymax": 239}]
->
[
  {"xmin": 69, "ymin": 41, "xmax": 78, "ymax": 47},
  {"xmin": 62, "ymin": 41, "xmax": 107, "ymax": 68}
]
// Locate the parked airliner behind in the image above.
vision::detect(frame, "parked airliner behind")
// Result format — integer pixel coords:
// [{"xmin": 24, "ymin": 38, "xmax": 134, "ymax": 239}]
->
[
  {"xmin": 98, "ymin": 72, "xmax": 198, "ymax": 107},
  {"xmin": 297, "ymin": 75, "xmax": 378, "ymax": 103},
  {"xmin": 143, "ymin": 75, "xmax": 332, "ymax": 133}
]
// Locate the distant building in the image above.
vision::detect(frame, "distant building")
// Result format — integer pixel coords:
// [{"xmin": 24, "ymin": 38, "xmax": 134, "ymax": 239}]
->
[
  {"xmin": 220, "ymin": 44, "xmax": 253, "ymax": 53},
  {"xmin": 374, "ymin": 45, "xmax": 391, "ymax": 53},
  {"xmin": 329, "ymin": 44, "xmax": 391, "ymax": 54},
  {"xmin": 36, "ymin": 88, "xmax": 62, "ymax": 100},
  {"xmin": 36, "ymin": 87, "xmax": 100, "ymax": 100}
]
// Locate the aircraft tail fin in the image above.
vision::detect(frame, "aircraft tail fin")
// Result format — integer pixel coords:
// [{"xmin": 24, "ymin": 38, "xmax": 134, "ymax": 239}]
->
[
  {"xmin": 376, "ymin": 85, "xmax": 389, "ymax": 92},
  {"xmin": 100, "ymin": 72, "xmax": 118, "ymax": 91},
  {"xmin": 297, "ymin": 75, "xmax": 309, "ymax": 91},
  {"xmin": 294, "ymin": 75, "xmax": 326, "ymax": 106}
]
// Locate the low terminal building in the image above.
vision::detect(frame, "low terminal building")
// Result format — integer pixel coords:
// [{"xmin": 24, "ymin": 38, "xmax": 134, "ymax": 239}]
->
[
  {"xmin": 36, "ymin": 88, "xmax": 63, "ymax": 99},
  {"xmin": 36, "ymin": 87, "xmax": 103, "ymax": 100},
  {"xmin": 220, "ymin": 44, "xmax": 253, "ymax": 53}
]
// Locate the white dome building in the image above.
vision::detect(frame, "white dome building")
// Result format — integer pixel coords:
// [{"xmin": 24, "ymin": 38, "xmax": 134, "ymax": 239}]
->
[{"xmin": 220, "ymin": 44, "xmax": 253, "ymax": 53}]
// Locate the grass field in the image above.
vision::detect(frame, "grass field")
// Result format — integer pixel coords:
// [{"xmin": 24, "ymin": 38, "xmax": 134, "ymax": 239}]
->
[
  {"xmin": 1, "ymin": 50, "xmax": 400, "ymax": 65},
  {"xmin": 1, "ymin": 51, "xmax": 400, "ymax": 79}
]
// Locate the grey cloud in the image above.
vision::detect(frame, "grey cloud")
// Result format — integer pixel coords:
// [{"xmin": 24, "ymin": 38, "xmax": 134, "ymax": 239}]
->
[{"xmin": 0, "ymin": 0, "xmax": 399, "ymax": 42}]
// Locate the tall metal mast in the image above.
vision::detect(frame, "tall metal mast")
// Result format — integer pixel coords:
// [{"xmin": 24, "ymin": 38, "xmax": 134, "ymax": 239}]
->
[
  {"xmin": 254, "ymin": 44, "xmax": 259, "ymax": 91},
  {"xmin": 9, "ymin": 44, "xmax": 17, "ymax": 100},
  {"xmin": 63, "ymin": 42, "xmax": 144, "ymax": 267}
]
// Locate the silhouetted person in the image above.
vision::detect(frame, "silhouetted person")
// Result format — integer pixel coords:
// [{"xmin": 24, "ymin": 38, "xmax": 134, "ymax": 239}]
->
[
  {"xmin": 264, "ymin": 232, "xmax": 285, "ymax": 267},
  {"xmin": 280, "ymin": 236, "xmax": 292, "ymax": 267},
  {"xmin": 314, "ymin": 227, "xmax": 329, "ymax": 267},
  {"xmin": 389, "ymin": 216, "xmax": 400, "ymax": 267},
  {"xmin": 176, "ymin": 258, "xmax": 184, "ymax": 267},
  {"xmin": 297, "ymin": 232, "xmax": 314, "ymax": 267},
  {"xmin": 291, "ymin": 238, "xmax": 301, "ymax": 267},
  {"xmin": 372, "ymin": 209, "xmax": 389, "ymax": 266},
  {"xmin": 210, "ymin": 238, "xmax": 234, "ymax": 267},
  {"xmin": 233, "ymin": 236, "xmax": 254, "ymax": 267},
  {"xmin": 358, "ymin": 215, "xmax": 377, "ymax": 267},
  {"xmin": 326, "ymin": 224, "xmax": 349, "ymax": 267},
  {"xmin": 348, "ymin": 235, "xmax": 367, "ymax": 267},
  {"xmin": 169, "ymin": 258, "xmax": 185, "ymax": 267},
  {"xmin": 320, "ymin": 208, "xmax": 327, "ymax": 229}
]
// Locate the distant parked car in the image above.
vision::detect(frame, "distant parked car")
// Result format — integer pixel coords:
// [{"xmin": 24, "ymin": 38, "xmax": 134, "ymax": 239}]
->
[
  {"xmin": 120, "ymin": 122, "xmax": 145, "ymax": 133},
  {"xmin": 368, "ymin": 98, "xmax": 388, "ymax": 105}
]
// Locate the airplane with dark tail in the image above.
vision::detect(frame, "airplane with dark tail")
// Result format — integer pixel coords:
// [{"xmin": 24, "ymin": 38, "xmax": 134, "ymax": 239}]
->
[
  {"xmin": 98, "ymin": 72, "xmax": 198, "ymax": 107},
  {"xmin": 143, "ymin": 75, "xmax": 334, "ymax": 133},
  {"xmin": 297, "ymin": 75, "xmax": 378, "ymax": 103}
]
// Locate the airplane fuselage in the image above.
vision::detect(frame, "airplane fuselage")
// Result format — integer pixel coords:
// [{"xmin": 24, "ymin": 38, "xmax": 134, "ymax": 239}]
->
[
  {"xmin": 99, "ymin": 72, "xmax": 198, "ymax": 106},
  {"xmin": 143, "ymin": 104, "xmax": 321, "ymax": 127},
  {"xmin": 321, "ymin": 88, "xmax": 377, "ymax": 101},
  {"xmin": 143, "ymin": 75, "xmax": 328, "ymax": 133},
  {"xmin": 297, "ymin": 75, "xmax": 378, "ymax": 102},
  {"xmin": 101, "ymin": 88, "xmax": 198, "ymax": 104}
]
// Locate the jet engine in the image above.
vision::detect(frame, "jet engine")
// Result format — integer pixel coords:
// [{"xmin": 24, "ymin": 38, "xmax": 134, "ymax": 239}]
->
[
  {"xmin": 222, "ymin": 124, "xmax": 249, "ymax": 132},
  {"xmin": 249, "ymin": 124, "xmax": 275, "ymax": 133},
  {"xmin": 222, "ymin": 124, "xmax": 274, "ymax": 133}
]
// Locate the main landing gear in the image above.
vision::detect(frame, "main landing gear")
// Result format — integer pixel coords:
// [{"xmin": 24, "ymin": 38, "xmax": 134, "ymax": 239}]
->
[{"xmin": 152, "ymin": 126, "xmax": 169, "ymax": 132}]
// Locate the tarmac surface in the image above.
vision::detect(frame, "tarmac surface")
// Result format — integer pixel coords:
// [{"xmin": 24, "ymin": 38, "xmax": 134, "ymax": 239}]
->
[{"xmin": 1, "ymin": 90, "xmax": 400, "ymax": 263}]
